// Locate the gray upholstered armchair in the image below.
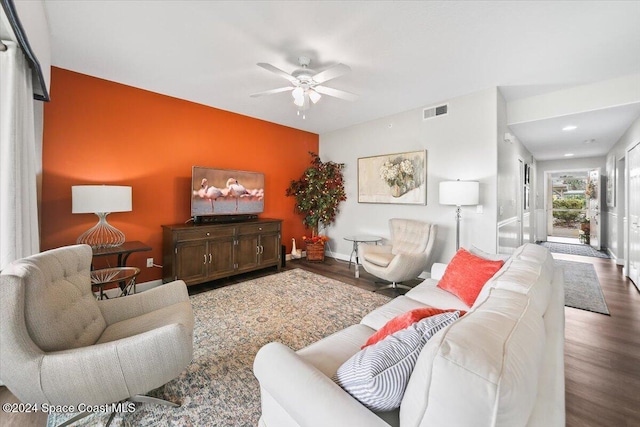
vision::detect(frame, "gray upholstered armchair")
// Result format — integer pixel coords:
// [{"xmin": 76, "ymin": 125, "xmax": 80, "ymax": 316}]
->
[
  {"xmin": 361, "ymin": 218, "xmax": 437, "ymax": 291},
  {"xmin": 0, "ymin": 244, "xmax": 194, "ymax": 426}
]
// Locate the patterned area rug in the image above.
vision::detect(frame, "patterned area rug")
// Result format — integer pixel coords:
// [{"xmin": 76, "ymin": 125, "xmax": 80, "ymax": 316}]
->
[
  {"xmin": 556, "ymin": 259, "xmax": 610, "ymax": 315},
  {"xmin": 47, "ymin": 269, "xmax": 390, "ymax": 426},
  {"xmin": 538, "ymin": 241, "xmax": 610, "ymax": 259}
]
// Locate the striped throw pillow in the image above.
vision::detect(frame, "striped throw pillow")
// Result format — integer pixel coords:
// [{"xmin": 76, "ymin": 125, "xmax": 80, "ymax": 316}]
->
[{"xmin": 334, "ymin": 311, "xmax": 460, "ymax": 411}]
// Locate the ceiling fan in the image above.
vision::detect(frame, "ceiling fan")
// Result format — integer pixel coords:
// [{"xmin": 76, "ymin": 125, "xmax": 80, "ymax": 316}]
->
[{"xmin": 250, "ymin": 56, "xmax": 358, "ymax": 115}]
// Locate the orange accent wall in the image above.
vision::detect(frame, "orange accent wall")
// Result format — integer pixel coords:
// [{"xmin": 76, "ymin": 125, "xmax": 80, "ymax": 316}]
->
[{"xmin": 42, "ymin": 67, "xmax": 318, "ymax": 283}]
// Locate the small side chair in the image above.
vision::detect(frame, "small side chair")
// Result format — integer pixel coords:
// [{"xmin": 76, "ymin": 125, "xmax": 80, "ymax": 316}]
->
[
  {"xmin": 0, "ymin": 244, "xmax": 194, "ymax": 426},
  {"xmin": 361, "ymin": 218, "xmax": 437, "ymax": 291}
]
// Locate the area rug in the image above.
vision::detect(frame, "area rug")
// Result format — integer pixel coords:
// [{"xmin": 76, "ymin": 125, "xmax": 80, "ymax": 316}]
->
[
  {"xmin": 555, "ymin": 259, "xmax": 610, "ymax": 315},
  {"xmin": 47, "ymin": 269, "xmax": 391, "ymax": 427},
  {"xmin": 538, "ymin": 241, "xmax": 610, "ymax": 259}
]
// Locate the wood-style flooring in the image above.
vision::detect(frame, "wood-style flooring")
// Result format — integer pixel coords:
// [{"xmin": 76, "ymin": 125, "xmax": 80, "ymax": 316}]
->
[{"xmin": 2, "ymin": 253, "xmax": 638, "ymax": 426}]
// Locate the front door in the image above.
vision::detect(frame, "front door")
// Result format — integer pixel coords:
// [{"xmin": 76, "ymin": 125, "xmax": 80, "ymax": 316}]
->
[{"xmin": 588, "ymin": 169, "xmax": 601, "ymax": 250}]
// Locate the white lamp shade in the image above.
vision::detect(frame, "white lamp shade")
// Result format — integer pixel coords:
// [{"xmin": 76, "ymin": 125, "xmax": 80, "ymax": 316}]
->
[
  {"xmin": 72, "ymin": 185, "xmax": 132, "ymax": 214},
  {"xmin": 439, "ymin": 181, "xmax": 479, "ymax": 206}
]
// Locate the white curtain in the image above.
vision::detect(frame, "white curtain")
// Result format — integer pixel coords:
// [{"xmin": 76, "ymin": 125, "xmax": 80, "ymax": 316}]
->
[{"xmin": 0, "ymin": 41, "xmax": 40, "ymax": 269}]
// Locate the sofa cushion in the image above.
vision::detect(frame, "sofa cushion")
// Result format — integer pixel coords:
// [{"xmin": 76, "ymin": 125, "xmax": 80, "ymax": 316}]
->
[
  {"xmin": 362, "ymin": 307, "xmax": 465, "ymax": 348},
  {"xmin": 400, "ymin": 288, "xmax": 545, "ymax": 427},
  {"xmin": 469, "ymin": 245, "xmax": 510, "ymax": 262},
  {"xmin": 404, "ymin": 279, "xmax": 470, "ymax": 310},
  {"xmin": 335, "ymin": 311, "xmax": 460, "ymax": 412},
  {"xmin": 361, "ymin": 296, "xmax": 428, "ymax": 330},
  {"xmin": 487, "ymin": 259, "xmax": 552, "ymax": 315},
  {"xmin": 473, "ymin": 244, "xmax": 554, "ymax": 314},
  {"xmin": 437, "ymin": 248, "xmax": 505, "ymax": 306}
]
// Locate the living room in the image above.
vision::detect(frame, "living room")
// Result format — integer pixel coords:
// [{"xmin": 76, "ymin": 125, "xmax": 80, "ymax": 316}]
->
[{"xmin": 1, "ymin": 1, "xmax": 640, "ymax": 426}]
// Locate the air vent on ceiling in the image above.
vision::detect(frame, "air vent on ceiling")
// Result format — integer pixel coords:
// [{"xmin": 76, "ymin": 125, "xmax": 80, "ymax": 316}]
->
[{"xmin": 423, "ymin": 103, "xmax": 448, "ymax": 120}]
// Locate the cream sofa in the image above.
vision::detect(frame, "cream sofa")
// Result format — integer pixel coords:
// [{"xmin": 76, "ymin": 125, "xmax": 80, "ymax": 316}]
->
[{"xmin": 253, "ymin": 243, "xmax": 565, "ymax": 427}]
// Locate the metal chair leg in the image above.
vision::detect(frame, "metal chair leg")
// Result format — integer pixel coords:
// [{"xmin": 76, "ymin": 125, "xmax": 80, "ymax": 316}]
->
[
  {"xmin": 373, "ymin": 281, "xmax": 412, "ymax": 292},
  {"xmin": 56, "ymin": 411, "xmax": 93, "ymax": 427},
  {"xmin": 130, "ymin": 394, "xmax": 180, "ymax": 407},
  {"xmin": 105, "ymin": 411, "xmax": 117, "ymax": 427}
]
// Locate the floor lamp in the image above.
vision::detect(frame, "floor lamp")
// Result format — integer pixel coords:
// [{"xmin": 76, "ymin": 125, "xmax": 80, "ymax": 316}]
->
[
  {"xmin": 72, "ymin": 185, "xmax": 132, "ymax": 248},
  {"xmin": 439, "ymin": 180, "xmax": 479, "ymax": 251}
]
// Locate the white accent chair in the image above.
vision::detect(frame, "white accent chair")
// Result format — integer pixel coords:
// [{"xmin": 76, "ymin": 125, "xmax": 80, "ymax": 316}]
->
[
  {"xmin": 361, "ymin": 219, "xmax": 437, "ymax": 291},
  {"xmin": 0, "ymin": 245, "xmax": 194, "ymax": 426}
]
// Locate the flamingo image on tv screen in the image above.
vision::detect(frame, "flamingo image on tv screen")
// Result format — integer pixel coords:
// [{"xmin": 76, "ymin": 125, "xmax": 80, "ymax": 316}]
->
[{"xmin": 191, "ymin": 166, "xmax": 265, "ymax": 217}]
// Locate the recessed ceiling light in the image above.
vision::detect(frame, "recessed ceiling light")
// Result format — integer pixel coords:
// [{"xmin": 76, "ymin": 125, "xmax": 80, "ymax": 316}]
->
[
  {"xmin": 564, "ymin": 153, "xmax": 575, "ymax": 157},
  {"xmin": 584, "ymin": 139, "xmax": 596, "ymax": 144},
  {"xmin": 562, "ymin": 125, "xmax": 577, "ymax": 131}
]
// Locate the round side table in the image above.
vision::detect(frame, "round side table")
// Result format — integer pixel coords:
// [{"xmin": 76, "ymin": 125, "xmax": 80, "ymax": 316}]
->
[
  {"xmin": 91, "ymin": 267, "xmax": 141, "ymax": 300},
  {"xmin": 343, "ymin": 235, "xmax": 382, "ymax": 278}
]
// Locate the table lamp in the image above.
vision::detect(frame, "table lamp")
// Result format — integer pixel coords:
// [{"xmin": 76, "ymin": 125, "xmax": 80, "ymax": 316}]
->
[
  {"xmin": 439, "ymin": 180, "xmax": 479, "ymax": 251},
  {"xmin": 72, "ymin": 185, "xmax": 132, "ymax": 248}
]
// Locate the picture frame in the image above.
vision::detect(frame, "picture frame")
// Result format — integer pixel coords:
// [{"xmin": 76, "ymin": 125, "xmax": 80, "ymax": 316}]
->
[
  {"xmin": 606, "ymin": 154, "xmax": 616, "ymax": 208},
  {"xmin": 357, "ymin": 150, "xmax": 427, "ymax": 205}
]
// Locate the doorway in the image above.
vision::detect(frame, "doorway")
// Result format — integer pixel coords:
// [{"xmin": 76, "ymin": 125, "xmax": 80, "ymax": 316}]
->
[{"xmin": 547, "ymin": 171, "xmax": 589, "ymax": 244}]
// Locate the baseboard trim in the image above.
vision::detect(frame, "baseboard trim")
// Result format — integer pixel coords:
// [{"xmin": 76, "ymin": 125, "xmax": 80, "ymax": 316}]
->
[{"xmin": 605, "ymin": 248, "xmax": 625, "ymax": 265}]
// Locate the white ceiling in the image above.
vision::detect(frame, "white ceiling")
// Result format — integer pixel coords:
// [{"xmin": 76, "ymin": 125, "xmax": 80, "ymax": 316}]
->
[{"xmin": 42, "ymin": 1, "xmax": 640, "ymax": 159}]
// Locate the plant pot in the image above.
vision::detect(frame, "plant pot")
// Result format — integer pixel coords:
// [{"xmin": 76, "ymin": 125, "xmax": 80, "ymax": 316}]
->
[{"xmin": 305, "ymin": 242, "xmax": 326, "ymax": 262}]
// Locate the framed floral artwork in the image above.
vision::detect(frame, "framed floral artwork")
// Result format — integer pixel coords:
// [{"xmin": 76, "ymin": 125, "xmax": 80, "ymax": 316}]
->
[{"xmin": 358, "ymin": 150, "xmax": 427, "ymax": 204}]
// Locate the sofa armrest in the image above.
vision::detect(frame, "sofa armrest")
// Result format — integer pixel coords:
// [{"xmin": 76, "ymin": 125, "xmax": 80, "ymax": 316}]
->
[
  {"xmin": 254, "ymin": 342, "xmax": 389, "ymax": 427},
  {"xmin": 430, "ymin": 263, "xmax": 448, "ymax": 280},
  {"xmin": 97, "ymin": 280, "xmax": 189, "ymax": 325}
]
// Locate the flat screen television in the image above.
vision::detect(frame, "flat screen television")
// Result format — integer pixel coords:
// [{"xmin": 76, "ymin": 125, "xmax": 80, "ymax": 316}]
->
[{"xmin": 191, "ymin": 166, "xmax": 264, "ymax": 221}]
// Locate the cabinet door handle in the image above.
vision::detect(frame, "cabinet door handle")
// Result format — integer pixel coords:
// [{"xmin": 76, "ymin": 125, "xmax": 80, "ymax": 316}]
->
[
  {"xmin": 209, "ymin": 253, "xmax": 212, "ymax": 264},
  {"xmin": 203, "ymin": 254, "xmax": 207, "ymax": 264},
  {"xmin": 260, "ymin": 245, "xmax": 264, "ymax": 254},
  {"xmin": 256, "ymin": 246, "xmax": 260, "ymax": 254}
]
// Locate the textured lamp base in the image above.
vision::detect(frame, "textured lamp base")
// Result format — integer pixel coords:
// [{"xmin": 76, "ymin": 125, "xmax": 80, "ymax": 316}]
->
[{"xmin": 77, "ymin": 212, "xmax": 125, "ymax": 249}]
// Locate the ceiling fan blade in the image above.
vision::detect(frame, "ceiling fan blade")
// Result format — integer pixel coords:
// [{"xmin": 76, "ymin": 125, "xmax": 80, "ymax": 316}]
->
[
  {"xmin": 314, "ymin": 85, "xmax": 358, "ymax": 101},
  {"xmin": 257, "ymin": 63, "xmax": 298, "ymax": 83},
  {"xmin": 250, "ymin": 87, "xmax": 294, "ymax": 97},
  {"xmin": 311, "ymin": 63, "xmax": 351, "ymax": 84}
]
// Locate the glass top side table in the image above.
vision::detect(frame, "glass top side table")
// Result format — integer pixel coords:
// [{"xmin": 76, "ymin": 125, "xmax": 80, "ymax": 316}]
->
[
  {"xmin": 343, "ymin": 235, "xmax": 382, "ymax": 278},
  {"xmin": 90, "ymin": 266, "xmax": 141, "ymax": 300}
]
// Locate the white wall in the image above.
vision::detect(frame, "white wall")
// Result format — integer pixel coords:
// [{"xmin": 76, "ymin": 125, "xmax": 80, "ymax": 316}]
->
[
  {"xmin": 320, "ymin": 88, "xmax": 498, "ymax": 267},
  {"xmin": 497, "ymin": 89, "xmax": 534, "ymax": 253},
  {"xmin": 604, "ymin": 114, "xmax": 640, "ymax": 262},
  {"xmin": 508, "ymin": 74, "xmax": 640, "ymax": 125}
]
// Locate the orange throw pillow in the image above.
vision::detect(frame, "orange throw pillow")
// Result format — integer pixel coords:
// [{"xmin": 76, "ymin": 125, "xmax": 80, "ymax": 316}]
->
[
  {"xmin": 362, "ymin": 307, "xmax": 465, "ymax": 348},
  {"xmin": 437, "ymin": 248, "xmax": 504, "ymax": 306}
]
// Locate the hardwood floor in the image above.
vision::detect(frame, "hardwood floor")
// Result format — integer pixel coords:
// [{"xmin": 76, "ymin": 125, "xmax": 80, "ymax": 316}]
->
[
  {"xmin": 553, "ymin": 253, "xmax": 640, "ymax": 426},
  {"xmin": 2, "ymin": 254, "xmax": 638, "ymax": 426}
]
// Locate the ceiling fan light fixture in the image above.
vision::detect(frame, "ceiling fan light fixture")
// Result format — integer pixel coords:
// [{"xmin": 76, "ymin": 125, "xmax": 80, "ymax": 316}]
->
[
  {"xmin": 308, "ymin": 89, "xmax": 321, "ymax": 104},
  {"xmin": 292, "ymin": 86, "xmax": 303, "ymax": 99},
  {"xmin": 254, "ymin": 56, "xmax": 357, "ymax": 118}
]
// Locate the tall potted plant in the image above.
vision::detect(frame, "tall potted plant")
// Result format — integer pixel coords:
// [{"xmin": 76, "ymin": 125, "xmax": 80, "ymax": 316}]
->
[{"xmin": 286, "ymin": 152, "xmax": 346, "ymax": 261}]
